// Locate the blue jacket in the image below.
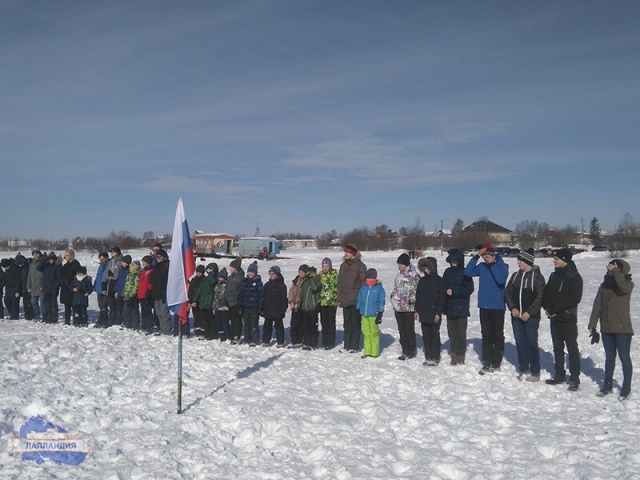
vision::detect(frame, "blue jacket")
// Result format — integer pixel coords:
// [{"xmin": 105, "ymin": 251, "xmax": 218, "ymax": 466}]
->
[
  {"xmin": 464, "ymin": 255, "xmax": 509, "ymax": 310},
  {"xmin": 238, "ymin": 274, "xmax": 264, "ymax": 310},
  {"xmin": 71, "ymin": 275, "xmax": 94, "ymax": 306},
  {"xmin": 115, "ymin": 265, "xmax": 129, "ymax": 296},
  {"xmin": 357, "ymin": 281, "xmax": 385, "ymax": 317},
  {"xmin": 94, "ymin": 263, "xmax": 107, "ymax": 292},
  {"xmin": 443, "ymin": 249, "xmax": 474, "ymax": 318}
]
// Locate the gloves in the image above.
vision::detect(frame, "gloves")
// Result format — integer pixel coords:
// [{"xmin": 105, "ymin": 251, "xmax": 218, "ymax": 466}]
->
[
  {"xmin": 375, "ymin": 312, "xmax": 383, "ymax": 324},
  {"xmin": 590, "ymin": 328, "xmax": 600, "ymax": 344}
]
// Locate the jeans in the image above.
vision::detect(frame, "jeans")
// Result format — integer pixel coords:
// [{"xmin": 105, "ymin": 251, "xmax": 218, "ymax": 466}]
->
[
  {"xmin": 602, "ymin": 333, "xmax": 632, "ymax": 395},
  {"xmin": 31, "ymin": 294, "xmax": 43, "ymax": 318},
  {"xmin": 511, "ymin": 315, "xmax": 541, "ymax": 376}
]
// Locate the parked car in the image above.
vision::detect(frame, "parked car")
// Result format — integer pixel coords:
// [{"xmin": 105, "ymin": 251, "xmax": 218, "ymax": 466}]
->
[
  {"xmin": 495, "ymin": 247, "xmax": 521, "ymax": 257},
  {"xmin": 591, "ymin": 246, "xmax": 610, "ymax": 252}
]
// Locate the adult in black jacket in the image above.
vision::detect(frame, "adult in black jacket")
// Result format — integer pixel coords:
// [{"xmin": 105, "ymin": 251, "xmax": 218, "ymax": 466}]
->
[
  {"xmin": 415, "ymin": 257, "xmax": 447, "ymax": 366},
  {"xmin": 442, "ymin": 249, "xmax": 474, "ymax": 365},
  {"xmin": 542, "ymin": 248, "xmax": 583, "ymax": 391},
  {"xmin": 150, "ymin": 250, "xmax": 172, "ymax": 335},
  {"xmin": 59, "ymin": 249, "xmax": 81, "ymax": 325},
  {"xmin": 15, "ymin": 254, "xmax": 34, "ymax": 320},
  {"xmin": 38, "ymin": 252, "xmax": 61, "ymax": 323},
  {"xmin": 262, "ymin": 265, "xmax": 288, "ymax": 346},
  {"xmin": 1, "ymin": 258, "xmax": 22, "ymax": 319}
]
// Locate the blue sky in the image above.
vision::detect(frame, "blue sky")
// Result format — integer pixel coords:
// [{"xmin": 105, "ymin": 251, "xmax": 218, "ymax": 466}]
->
[{"xmin": 2, "ymin": 0, "xmax": 639, "ymax": 239}]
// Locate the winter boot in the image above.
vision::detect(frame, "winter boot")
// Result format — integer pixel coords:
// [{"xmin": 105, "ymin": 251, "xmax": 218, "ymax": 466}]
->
[{"xmin": 450, "ymin": 354, "xmax": 458, "ymax": 366}]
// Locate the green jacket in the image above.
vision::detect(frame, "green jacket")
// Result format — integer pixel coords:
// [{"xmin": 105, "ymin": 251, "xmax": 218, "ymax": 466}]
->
[
  {"xmin": 123, "ymin": 264, "xmax": 140, "ymax": 300},
  {"xmin": 299, "ymin": 271, "xmax": 321, "ymax": 312},
  {"xmin": 319, "ymin": 268, "xmax": 338, "ymax": 307},
  {"xmin": 194, "ymin": 274, "xmax": 217, "ymax": 310}
]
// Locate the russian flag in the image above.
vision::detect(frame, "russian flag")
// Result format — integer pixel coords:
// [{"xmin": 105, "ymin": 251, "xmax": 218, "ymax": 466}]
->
[{"xmin": 167, "ymin": 198, "xmax": 196, "ymax": 325}]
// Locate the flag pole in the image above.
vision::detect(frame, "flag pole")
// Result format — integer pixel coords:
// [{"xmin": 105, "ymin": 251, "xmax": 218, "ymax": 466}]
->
[{"xmin": 177, "ymin": 321, "xmax": 183, "ymax": 414}]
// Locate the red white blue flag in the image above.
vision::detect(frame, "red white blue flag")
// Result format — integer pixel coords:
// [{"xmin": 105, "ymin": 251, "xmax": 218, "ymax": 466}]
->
[{"xmin": 167, "ymin": 198, "xmax": 196, "ymax": 325}]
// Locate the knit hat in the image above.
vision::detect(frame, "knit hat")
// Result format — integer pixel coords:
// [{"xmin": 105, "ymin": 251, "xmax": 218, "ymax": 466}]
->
[
  {"xmin": 397, "ymin": 253, "xmax": 411, "ymax": 266},
  {"xmin": 322, "ymin": 257, "xmax": 332, "ymax": 268},
  {"xmin": 268, "ymin": 265, "xmax": 282, "ymax": 276},
  {"xmin": 155, "ymin": 249, "xmax": 168, "ymax": 259},
  {"xmin": 32, "ymin": 249, "xmax": 42, "ymax": 255},
  {"xmin": 110, "ymin": 246, "xmax": 121, "ymax": 255},
  {"xmin": 122, "ymin": 255, "xmax": 132, "ymax": 265},
  {"xmin": 344, "ymin": 244, "xmax": 358, "ymax": 256},
  {"xmin": 248, "ymin": 262, "xmax": 258, "ymax": 274},
  {"xmin": 298, "ymin": 264, "xmax": 309, "ymax": 273},
  {"xmin": 142, "ymin": 255, "xmax": 153, "ymax": 265},
  {"xmin": 15, "ymin": 254, "xmax": 26, "ymax": 265},
  {"xmin": 482, "ymin": 243, "xmax": 495, "ymax": 254},
  {"xmin": 196, "ymin": 265, "xmax": 205, "ymax": 273},
  {"xmin": 366, "ymin": 268, "xmax": 377, "ymax": 279},
  {"xmin": 218, "ymin": 267, "xmax": 228, "ymax": 280},
  {"xmin": 133, "ymin": 260, "xmax": 141, "ymax": 268},
  {"xmin": 77, "ymin": 266, "xmax": 87, "ymax": 275},
  {"xmin": 230, "ymin": 258, "xmax": 241, "ymax": 271},
  {"xmin": 517, "ymin": 248, "xmax": 535, "ymax": 267},
  {"xmin": 47, "ymin": 251, "xmax": 57, "ymax": 260},
  {"xmin": 554, "ymin": 248, "xmax": 572, "ymax": 263}
]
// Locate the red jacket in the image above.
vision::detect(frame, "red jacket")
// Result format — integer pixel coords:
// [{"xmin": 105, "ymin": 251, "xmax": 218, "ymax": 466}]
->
[{"xmin": 137, "ymin": 266, "xmax": 154, "ymax": 301}]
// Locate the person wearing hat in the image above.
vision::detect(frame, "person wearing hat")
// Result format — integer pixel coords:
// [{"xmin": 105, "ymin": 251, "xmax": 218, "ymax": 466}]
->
[
  {"xmin": 59, "ymin": 249, "xmax": 81, "ymax": 325},
  {"xmin": 588, "ymin": 259, "xmax": 634, "ymax": 400},
  {"xmin": 543, "ymin": 247, "xmax": 583, "ymax": 391},
  {"xmin": 2, "ymin": 258, "xmax": 22, "ymax": 320},
  {"xmin": 37, "ymin": 252, "xmax": 61, "ymax": 323},
  {"xmin": 415, "ymin": 257, "xmax": 446, "ymax": 366},
  {"xmin": 137, "ymin": 255, "xmax": 155, "ymax": 333},
  {"xmin": 262, "ymin": 265, "xmax": 288, "ymax": 347},
  {"xmin": 338, "ymin": 244, "xmax": 367, "ymax": 353},
  {"xmin": 105, "ymin": 247, "xmax": 124, "ymax": 327},
  {"xmin": 225, "ymin": 258, "xmax": 245, "ymax": 344},
  {"xmin": 505, "ymin": 248, "xmax": 546, "ymax": 382},
  {"xmin": 238, "ymin": 261, "xmax": 264, "ymax": 346},
  {"xmin": 356, "ymin": 268, "xmax": 385, "ymax": 358},
  {"xmin": 199, "ymin": 263, "xmax": 219, "ymax": 340},
  {"xmin": 391, "ymin": 253, "xmax": 420, "ymax": 360},
  {"xmin": 113, "ymin": 254, "xmax": 132, "ymax": 327},
  {"xmin": 299, "ymin": 266, "xmax": 321, "ymax": 350},
  {"xmin": 15, "ymin": 254, "xmax": 34, "ymax": 320},
  {"xmin": 287, "ymin": 265, "xmax": 309, "ymax": 348},
  {"xmin": 319, "ymin": 258, "xmax": 338, "ymax": 350},
  {"xmin": 188, "ymin": 265, "xmax": 207, "ymax": 337},
  {"xmin": 27, "ymin": 249, "xmax": 45, "ymax": 320},
  {"xmin": 122, "ymin": 259, "xmax": 141, "ymax": 330},
  {"xmin": 464, "ymin": 242, "xmax": 510, "ymax": 374},
  {"xmin": 443, "ymin": 249, "xmax": 474, "ymax": 365},
  {"xmin": 70, "ymin": 265, "xmax": 93, "ymax": 326},
  {"xmin": 150, "ymin": 248, "xmax": 172, "ymax": 335},
  {"xmin": 213, "ymin": 267, "xmax": 230, "ymax": 341}
]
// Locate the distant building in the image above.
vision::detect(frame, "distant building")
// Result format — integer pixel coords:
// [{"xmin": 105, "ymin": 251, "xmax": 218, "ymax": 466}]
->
[
  {"xmin": 238, "ymin": 237, "xmax": 281, "ymax": 259},
  {"xmin": 280, "ymin": 239, "xmax": 318, "ymax": 249},
  {"xmin": 462, "ymin": 220, "xmax": 514, "ymax": 244},
  {"xmin": 194, "ymin": 233, "xmax": 235, "ymax": 257}
]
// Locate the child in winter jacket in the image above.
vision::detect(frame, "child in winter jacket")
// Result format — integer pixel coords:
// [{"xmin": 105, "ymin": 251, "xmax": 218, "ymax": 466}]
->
[
  {"xmin": 213, "ymin": 268, "xmax": 229, "ymax": 341},
  {"xmin": 70, "ymin": 266, "xmax": 93, "ymax": 326},
  {"xmin": 415, "ymin": 257, "xmax": 446, "ymax": 366},
  {"xmin": 122, "ymin": 261, "xmax": 141, "ymax": 329},
  {"xmin": 356, "ymin": 268, "xmax": 385, "ymax": 358}
]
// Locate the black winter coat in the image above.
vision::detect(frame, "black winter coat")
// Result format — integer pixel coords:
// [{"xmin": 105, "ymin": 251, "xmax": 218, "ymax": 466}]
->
[
  {"xmin": 442, "ymin": 261, "xmax": 474, "ymax": 318},
  {"xmin": 263, "ymin": 275, "xmax": 288, "ymax": 319},
  {"xmin": 415, "ymin": 273, "xmax": 446, "ymax": 324},
  {"xmin": 542, "ymin": 262, "xmax": 583, "ymax": 322},
  {"xmin": 150, "ymin": 260, "xmax": 169, "ymax": 302},
  {"xmin": 3, "ymin": 262, "xmax": 22, "ymax": 296},
  {"xmin": 38, "ymin": 258, "xmax": 61, "ymax": 296},
  {"xmin": 60, "ymin": 259, "xmax": 81, "ymax": 304},
  {"xmin": 505, "ymin": 266, "xmax": 546, "ymax": 318}
]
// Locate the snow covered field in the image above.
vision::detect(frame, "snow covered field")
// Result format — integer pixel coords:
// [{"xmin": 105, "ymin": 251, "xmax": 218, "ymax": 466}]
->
[{"xmin": 1, "ymin": 248, "xmax": 639, "ymax": 479}]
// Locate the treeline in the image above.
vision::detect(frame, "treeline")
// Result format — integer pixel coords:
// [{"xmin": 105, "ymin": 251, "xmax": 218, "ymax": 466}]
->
[{"xmin": 3, "ymin": 213, "xmax": 640, "ymax": 254}]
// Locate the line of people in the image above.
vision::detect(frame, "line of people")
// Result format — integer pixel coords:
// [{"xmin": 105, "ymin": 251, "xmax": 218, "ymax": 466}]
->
[{"xmin": 1, "ymin": 242, "xmax": 633, "ymax": 400}]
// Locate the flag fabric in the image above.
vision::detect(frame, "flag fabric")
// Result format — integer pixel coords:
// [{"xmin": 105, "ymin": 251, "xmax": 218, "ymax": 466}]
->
[{"xmin": 167, "ymin": 198, "xmax": 196, "ymax": 325}]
